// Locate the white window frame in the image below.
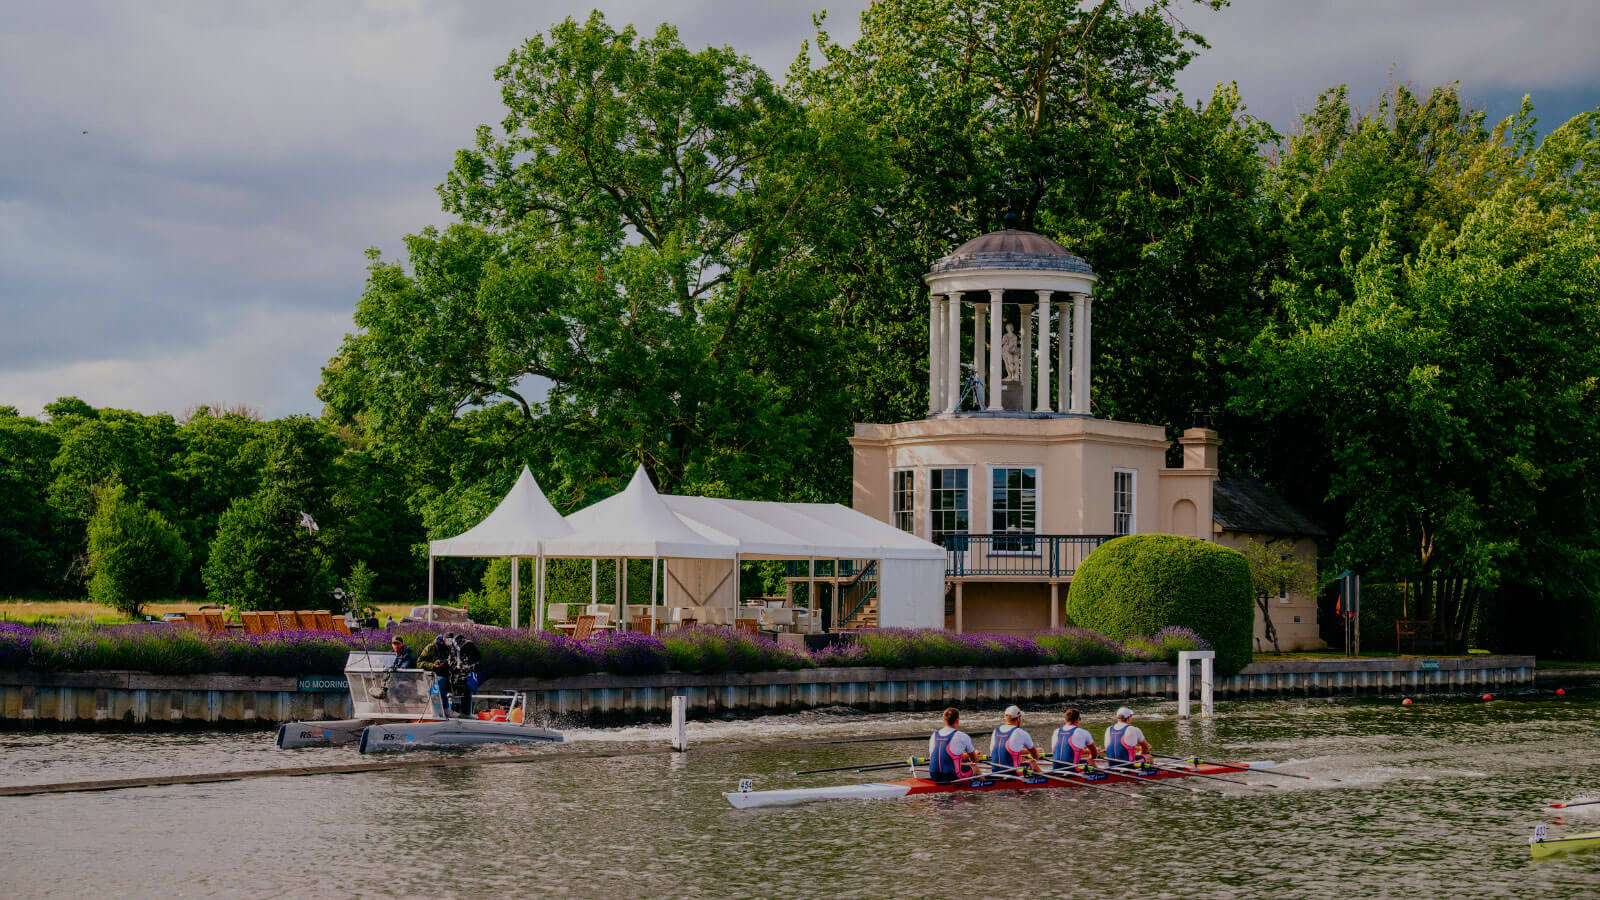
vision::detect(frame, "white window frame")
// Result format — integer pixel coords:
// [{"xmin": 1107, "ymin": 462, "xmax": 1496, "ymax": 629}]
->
[
  {"xmin": 1112, "ymin": 468, "xmax": 1137, "ymax": 536},
  {"xmin": 890, "ymin": 468, "xmax": 917, "ymax": 535},
  {"xmin": 926, "ymin": 466, "xmax": 972, "ymax": 546},
  {"xmin": 987, "ymin": 464, "xmax": 1042, "ymax": 556}
]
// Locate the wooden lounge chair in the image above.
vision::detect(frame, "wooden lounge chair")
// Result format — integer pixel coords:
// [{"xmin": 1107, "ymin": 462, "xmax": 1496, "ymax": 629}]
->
[
  {"xmin": 633, "ymin": 614, "xmax": 655, "ymax": 634},
  {"xmin": 572, "ymin": 614, "xmax": 597, "ymax": 640},
  {"xmin": 199, "ymin": 611, "xmax": 228, "ymax": 634},
  {"xmin": 313, "ymin": 611, "xmax": 336, "ymax": 632},
  {"xmin": 330, "ymin": 616, "xmax": 351, "ymax": 635},
  {"xmin": 239, "ymin": 612, "xmax": 265, "ymax": 635},
  {"xmin": 735, "ymin": 618, "xmax": 759, "ymax": 637},
  {"xmin": 273, "ymin": 611, "xmax": 299, "ymax": 631}
]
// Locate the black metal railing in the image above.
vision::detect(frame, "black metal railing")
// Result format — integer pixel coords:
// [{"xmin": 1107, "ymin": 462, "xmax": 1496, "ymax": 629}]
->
[
  {"xmin": 838, "ymin": 560, "xmax": 879, "ymax": 628},
  {"xmin": 940, "ymin": 534, "xmax": 1116, "ymax": 578}
]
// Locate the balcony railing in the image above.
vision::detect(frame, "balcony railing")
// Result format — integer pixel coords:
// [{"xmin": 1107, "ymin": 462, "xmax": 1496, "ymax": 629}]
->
[{"xmin": 939, "ymin": 534, "xmax": 1116, "ymax": 578}]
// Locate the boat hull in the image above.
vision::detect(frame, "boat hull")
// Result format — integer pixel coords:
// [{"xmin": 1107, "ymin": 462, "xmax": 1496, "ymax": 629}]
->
[
  {"xmin": 357, "ymin": 720, "xmax": 565, "ymax": 754},
  {"xmin": 275, "ymin": 719, "xmax": 374, "ymax": 749},
  {"xmin": 725, "ymin": 762, "xmax": 1272, "ymax": 809},
  {"xmin": 1531, "ymin": 830, "xmax": 1600, "ymax": 858}
]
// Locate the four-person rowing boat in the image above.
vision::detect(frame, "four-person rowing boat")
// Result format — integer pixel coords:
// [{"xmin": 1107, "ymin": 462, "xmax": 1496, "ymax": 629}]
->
[{"xmin": 725, "ymin": 757, "xmax": 1278, "ymax": 809}]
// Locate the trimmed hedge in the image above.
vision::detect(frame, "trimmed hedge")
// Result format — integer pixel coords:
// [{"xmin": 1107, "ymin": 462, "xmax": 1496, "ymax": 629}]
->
[{"xmin": 1065, "ymin": 533, "xmax": 1254, "ymax": 675}]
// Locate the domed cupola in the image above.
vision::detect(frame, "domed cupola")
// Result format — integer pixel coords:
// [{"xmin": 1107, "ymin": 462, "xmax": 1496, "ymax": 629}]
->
[{"xmin": 922, "ymin": 218, "xmax": 1098, "ymax": 418}]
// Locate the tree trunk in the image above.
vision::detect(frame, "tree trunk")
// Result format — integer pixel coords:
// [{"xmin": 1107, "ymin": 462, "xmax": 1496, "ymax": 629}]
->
[{"xmin": 1256, "ymin": 593, "xmax": 1281, "ymax": 652}]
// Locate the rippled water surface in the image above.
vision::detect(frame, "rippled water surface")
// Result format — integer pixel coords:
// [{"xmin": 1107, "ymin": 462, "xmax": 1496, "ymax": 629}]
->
[{"xmin": 4, "ymin": 692, "xmax": 1600, "ymax": 898}]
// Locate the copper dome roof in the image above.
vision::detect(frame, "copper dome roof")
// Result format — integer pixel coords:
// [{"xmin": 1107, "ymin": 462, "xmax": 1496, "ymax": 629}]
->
[{"xmin": 928, "ymin": 228, "xmax": 1095, "ymax": 276}]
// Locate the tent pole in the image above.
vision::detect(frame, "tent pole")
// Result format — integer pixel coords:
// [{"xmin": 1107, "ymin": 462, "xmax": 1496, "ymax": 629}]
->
[
  {"xmin": 427, "ymin": 554, "xmax": 434, "ymax": 624},
  {"xmin": 591, "ymin": 558, "xmax": 597, "ymax": 607},
  {"xmin": 535, "ymin": 552, "xmax": 545, "ymax": 632},
  {"xmin": 621, "ymin": 557, "xmax": 629, "ymax": 631},
  {"xmin": 808, "ymin": 556, "xmax": 816, "ymax": 634},
  {"xmin": 510, "ymin": 555, "xmax": 520, "ymax": 630},
  {"xmin": 651, "ymin": 554, "xmax": 659, "ymax": 635}
]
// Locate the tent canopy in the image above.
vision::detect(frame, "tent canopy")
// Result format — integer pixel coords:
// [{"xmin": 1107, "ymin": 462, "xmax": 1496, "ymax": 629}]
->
[
  {"xmin": 542, "ymin": 465, "xmax": 943, "ymax": 562},
  {"xmin": 428, "ymin": 466, "xmax": 572, "ymax": 557},
  {"xmin": 542, "ymin": 466, "xmax": 738, "ymax": 559}
]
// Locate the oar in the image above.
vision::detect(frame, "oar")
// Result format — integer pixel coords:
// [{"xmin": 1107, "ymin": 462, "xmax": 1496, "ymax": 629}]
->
[
  {"xmin": 1159, "ymin": 755, "xmax": 1331, "ymax": 783},
  {"xmin": 1083, "ymin": 766, "xmax": 1211, "ymax": 794},
  {"xmin": 1120, "ymin": 760, "xmax": 1274, "ymax": 788},
  {"xmin": 794, "ymin": 757, "xmax": 919, "ymax": 776},
  {"xmin": 987, "ymin": 762, "xmax": 1145, "ymax": 799},
  {"xmin": 858, "ymin": 758, "xmax": 927, "ymax": 773},
  {"xmin": 1549, "ymin": 799, "xmax": 1600, "ymax": 809}
]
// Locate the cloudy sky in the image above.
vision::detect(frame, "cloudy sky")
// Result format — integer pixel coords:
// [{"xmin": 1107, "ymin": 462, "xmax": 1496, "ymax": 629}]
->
[{"xmin": 2, "ymin": 1, "xmax": 1595, "ymax": 419}]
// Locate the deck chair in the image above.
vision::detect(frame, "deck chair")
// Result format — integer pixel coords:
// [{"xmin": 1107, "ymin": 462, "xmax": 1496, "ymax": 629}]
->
[
  {"xmin": 572, "ymin": 614, "xmax": 597, "ymax": 640},
  {"xmin": 239, "ymin": 612, "xmax": 264, "ymax": 635},
  {"xmin": 735, "ymin": 618, "xmax": 760, "ymax": 636},
  {"xmin": 293, "ymin": 611, "xmax": 319, "ymax": 630},
  {"xmin": 273, "ymin": 611, "xmax": 299, "ymax": 631},
  {"xmin": 313, "ymin": 611, "xmax": 337, "ymax": 632},
  {"xmin": 200, "ymin": 611, "xmax": 228, "ymax": 634},
  {"xmin": 633, "ymin": 614, "xmax": 656, "ymax": 634},
  {"xmin": 330, "ymin": 616, "xmax": 351, "ymax": 635}
]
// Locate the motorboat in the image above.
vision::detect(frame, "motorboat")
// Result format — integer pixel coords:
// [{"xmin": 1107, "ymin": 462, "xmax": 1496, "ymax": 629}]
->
[{"xmin": 274, "ymin": 651, "xmax": 563, "ymax": 753}]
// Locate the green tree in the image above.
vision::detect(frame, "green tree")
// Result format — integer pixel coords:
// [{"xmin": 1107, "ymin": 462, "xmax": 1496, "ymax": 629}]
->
[
  {"xmin": 0, "ymin": 413, "xmax": 64, "ymax": 594},
  {"xmin": 85, "ymin": 482, "xmax": 190, "ymax": 617},
  {"xmin": 203, "ymin": 488, "xmax": 332, "ymax": 611},
  {"xmin": 320, "ymin": 13, "xmax": 853, "ymax": 510},
  {"xmin": 1237, "ymin": 537, "xmax": 1316, "ymax": 652},
  {"xmin": 169, "ymin": 407, "xmax": 267, "ymax": 592},
  {"xmin": 1239, "ymin": 106, "xmax": 1600, "ymax": 651},
  {"xmin": 794, "ymin": 0, "xmax": 1274, "ymax": 433}
]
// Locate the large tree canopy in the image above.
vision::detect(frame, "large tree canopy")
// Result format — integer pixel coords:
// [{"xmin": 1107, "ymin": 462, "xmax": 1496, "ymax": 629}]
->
[{"xmin": 319, "ymin": 13, "xmax": 858, "ymax": 507}]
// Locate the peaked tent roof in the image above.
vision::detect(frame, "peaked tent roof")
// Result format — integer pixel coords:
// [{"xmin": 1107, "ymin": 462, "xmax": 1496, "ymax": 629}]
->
[
  {"xmin": 542, "ymin": 466, "xmax": 739, "ymax": 559},
  {"xmin": 429, "ymin": 466, "xmax": 573, "ymax": 557}
]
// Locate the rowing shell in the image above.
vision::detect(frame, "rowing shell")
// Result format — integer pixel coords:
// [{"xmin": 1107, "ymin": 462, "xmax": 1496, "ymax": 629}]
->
[
  {"xmin": 725, "ymin": 761, "xmax": 1277, "ymax": 809},
  {"xmin": 1531, "ymin": 830, "xmax": 1600, "ymax": 859}
]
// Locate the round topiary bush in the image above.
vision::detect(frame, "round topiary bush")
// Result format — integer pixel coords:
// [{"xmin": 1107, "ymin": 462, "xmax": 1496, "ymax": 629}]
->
[{"xmin": 1065, "ymin": 534, "xmax": 1254, "ymax": 675}]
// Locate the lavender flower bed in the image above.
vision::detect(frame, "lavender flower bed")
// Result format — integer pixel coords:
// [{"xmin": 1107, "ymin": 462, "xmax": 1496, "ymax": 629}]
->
[{"xmin": 1, "ymin": 623, "xmax": 1208, "ymax": 678}]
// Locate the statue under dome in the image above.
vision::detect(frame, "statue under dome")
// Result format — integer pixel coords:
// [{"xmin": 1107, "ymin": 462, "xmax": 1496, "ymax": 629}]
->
[{"xmin": 999, "ymin": 322, "xmax": 1021, "ymax": 383}]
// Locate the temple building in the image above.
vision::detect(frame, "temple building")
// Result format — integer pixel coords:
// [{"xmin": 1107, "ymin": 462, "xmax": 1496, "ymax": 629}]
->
[{"xmin": 848, "ymin": 223, "xmax": 1326, "ymax": 650}]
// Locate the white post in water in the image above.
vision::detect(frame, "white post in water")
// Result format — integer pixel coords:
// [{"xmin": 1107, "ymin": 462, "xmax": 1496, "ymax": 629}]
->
[
  {"xmin": 1177, "ymin": 650, "xmax": 1216, "ymax": 719},
  {"xmin": 670, "ymin": 694, "xmax": 688, "ymax": 751}
]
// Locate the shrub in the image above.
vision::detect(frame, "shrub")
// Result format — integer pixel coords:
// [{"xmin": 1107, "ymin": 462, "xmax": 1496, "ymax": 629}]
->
[
  {"xmin": 203, "ymin": 488, "xmax": 332, "ymax": 611},
  {"xmin": 85, "ymin": 482, "xmax": 189, "ymax": 617},
  {"xmin": 660, "ymin": 627, "xmax": 813, "ymax": 674},
  {"xmin": 1066, "ymin": 534, "xmax": 1253, "ymax": 675},
  {"xmin": 1033, "ymin": 627, "xmax": 1126, "ymax": 666}
]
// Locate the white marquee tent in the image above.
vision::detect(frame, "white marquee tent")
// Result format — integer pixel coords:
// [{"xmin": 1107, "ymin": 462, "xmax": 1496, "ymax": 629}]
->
[{"xmin": 426, "ymin": 466, "xmax": 571, "ymax": 626}]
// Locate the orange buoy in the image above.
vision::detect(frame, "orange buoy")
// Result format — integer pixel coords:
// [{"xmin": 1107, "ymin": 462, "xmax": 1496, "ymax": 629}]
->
[
  {"xmin": 1557, "ymin": 688, "xmax": 1567, "ymax": 697},
  {"xmin": 1402, "ymin": 698, "xmax": 1413, "ymax": 706},
  {"xmin": 1481, "ymin": 693, "xmax": 1493, "ymax": 701}
]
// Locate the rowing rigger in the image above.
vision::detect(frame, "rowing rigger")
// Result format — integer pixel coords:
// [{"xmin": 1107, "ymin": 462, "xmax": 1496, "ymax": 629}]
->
[{"xmin": 725, "ymin": 758, "xmax": 1280, "ymax": 809}]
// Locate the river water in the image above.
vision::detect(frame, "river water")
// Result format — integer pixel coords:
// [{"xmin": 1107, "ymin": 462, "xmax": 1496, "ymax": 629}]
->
[{"xmin": 3, "ymin": 691, "xmax": 1598, "ymax": 898}]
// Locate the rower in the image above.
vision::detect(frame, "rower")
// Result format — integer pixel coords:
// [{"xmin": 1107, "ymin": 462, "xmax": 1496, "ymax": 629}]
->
[
  {"xmin": 990, "ymin": 705, "xmax": 1040, "ymax": 774},
  {"xmin": 928, "ymin": 707, "xmax": 980, "ymax": 783},
  {"xmin": 1050, "ymin": 708, "xmax": 1098, "ymax": 769},
  {"xmin": 1104, "ymin": 707, "xmax": 1154, "ymax": 769}
]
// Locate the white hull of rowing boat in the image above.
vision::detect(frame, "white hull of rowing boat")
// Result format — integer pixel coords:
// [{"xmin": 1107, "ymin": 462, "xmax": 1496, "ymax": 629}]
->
[
  {"xmin": 727, "ymin": 783, "xmax": 915, "ymax": 809},
  {"xmin": 724, "ymin": 761, "xmax": 1277, "ymax": 809}
]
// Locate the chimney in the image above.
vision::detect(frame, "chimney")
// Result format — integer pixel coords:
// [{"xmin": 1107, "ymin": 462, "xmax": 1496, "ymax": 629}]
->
[{"xmin": 1179, "ymin": 427, "xmax": 1221, "ymax": 470}]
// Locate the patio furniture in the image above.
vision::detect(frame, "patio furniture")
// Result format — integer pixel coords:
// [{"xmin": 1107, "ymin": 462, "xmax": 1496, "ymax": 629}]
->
[
  {"xmin": 312, "ymin": 611, "xmax": 337, "ymax": 632},
  {"xmin": 633, "ymin": 614, "xmax": 656, "ymax": 634},
  {"xmin": 571, "ymin": 615, "xmax": 597, "ymax": 640},
  {"xmin": 765, "ymin": 608, "xmax": 795, "ymax": 632},
  {"xmin": 735, "ymin": 618, "xmax": 759, "ymax": 636},
  {"xmin": 240, "ymin": 612, "xmax": 271, "ymax": 635}
]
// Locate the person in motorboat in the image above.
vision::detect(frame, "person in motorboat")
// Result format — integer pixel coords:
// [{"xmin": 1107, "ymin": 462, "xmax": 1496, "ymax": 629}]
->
[
  {"xmin": 1050, "ymin": 708, "xmax": 1099, "ymax": 770},
  {"xmin": 387, "ymin": 635, "xmax": 416, "ymax": 670},
  {"xmin": 990, "ymin": 705, "xmax": 1041, "ymax": 775},
  {"xmin": 448, "ymin": 633, "xmax": 484, "ymax": 716},
  {"xmin": 1104, "ymin": 707, "xmax": 1154, "ymax": 769},
  {"xmin": 418, "ymin": 634, "xmax": 456, "ymax": 715},
  {"xmin": 927, "ymin": 707, "xmax": 981, "ymax": 784}
]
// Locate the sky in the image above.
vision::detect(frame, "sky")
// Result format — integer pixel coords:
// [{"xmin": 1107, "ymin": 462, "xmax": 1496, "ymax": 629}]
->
[{"xmin": 2, "ymin": 0, "xmax": 1596, "ymax": 420}]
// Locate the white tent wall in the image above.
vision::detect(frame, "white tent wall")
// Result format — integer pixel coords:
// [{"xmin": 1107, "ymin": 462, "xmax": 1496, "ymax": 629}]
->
[
  {"xmin": 877, "ymin": 558, "xmax": 947, "ymax": 629},
  {"xmin": 664, "ymin": 559, "xmax": 738, "ymax": 610}
]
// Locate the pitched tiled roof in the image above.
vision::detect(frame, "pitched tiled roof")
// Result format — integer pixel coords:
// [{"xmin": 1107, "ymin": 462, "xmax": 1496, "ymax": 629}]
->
[{"xmin": 1212, "ymin": 476, "xmax": 1326, "ymax": 538}]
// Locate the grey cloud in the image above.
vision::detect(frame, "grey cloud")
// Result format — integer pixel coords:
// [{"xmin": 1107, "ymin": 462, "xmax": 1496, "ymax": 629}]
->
[{"xmin": 0, "ymin": 0, "xmax": 1591, "ymax": 419}]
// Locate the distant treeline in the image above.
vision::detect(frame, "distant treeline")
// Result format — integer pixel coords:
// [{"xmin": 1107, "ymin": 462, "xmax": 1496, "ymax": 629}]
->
[{"xmin": 6, "ymin": 3, "xmax": 1600, "ymax": 655}]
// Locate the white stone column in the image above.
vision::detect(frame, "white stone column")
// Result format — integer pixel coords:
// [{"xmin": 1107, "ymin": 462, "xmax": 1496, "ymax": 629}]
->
[
  {"xmin": 1071, "ymin": 292, "xmax": 1091, "ymax": 415},
  {"xmin": 987, "ymin": 290, "xmax": 1003, "ymax": 410},
  {"xmin": 1035, "ymin": 290, "xmax": 1052, "ymax": 412},
  {"xmin": 1021, "ymin": 305, "xmax": 1033, "ymax": 406},
  {"xmin": 945, "ymin": 295, "xmax": 961, "ymax": 414},
  {"xmin": 927, "ymin": 292, "xmax": 941, "ymax": 415},
  {"xmin": 972, "ymin": 303, "xmax": 986, "ymax": 396},
  {"xmin": 1056, "ymin": 301, "xmax": 1070, "ymax": 413}
]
